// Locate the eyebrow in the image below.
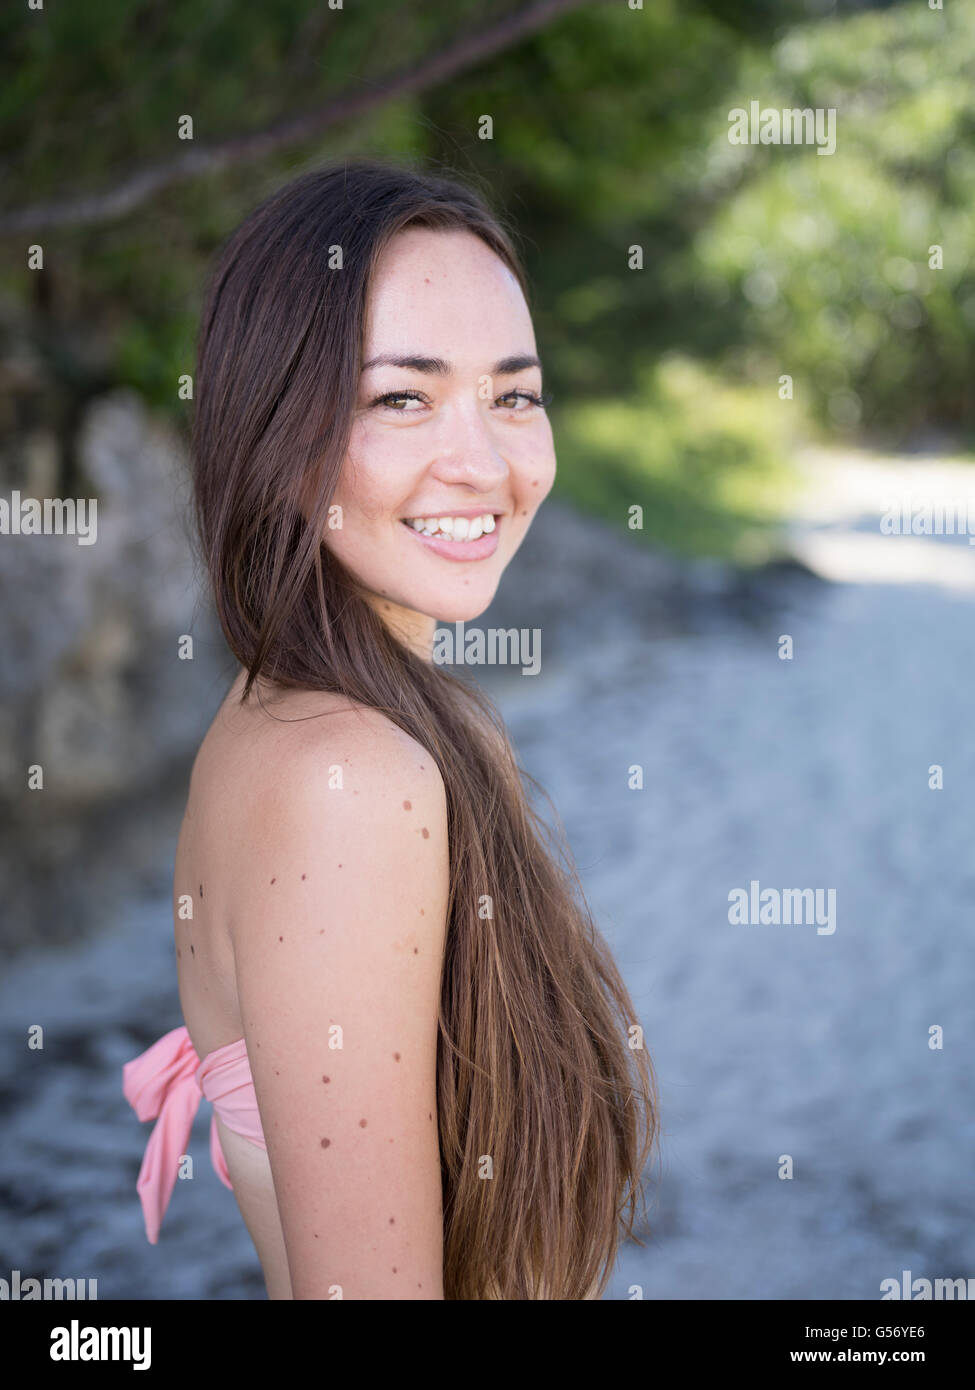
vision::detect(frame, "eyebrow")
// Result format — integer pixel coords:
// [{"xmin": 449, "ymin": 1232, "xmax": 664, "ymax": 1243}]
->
[{"xmin": 361, "ymin": 352, "xmax": 542, "ymax": 376}]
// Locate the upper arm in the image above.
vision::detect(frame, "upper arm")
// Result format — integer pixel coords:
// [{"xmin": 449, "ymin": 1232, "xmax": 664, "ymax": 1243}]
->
[{"xmin": 227, "ymin": 708, "xmax": 449, "ymax": 1299}]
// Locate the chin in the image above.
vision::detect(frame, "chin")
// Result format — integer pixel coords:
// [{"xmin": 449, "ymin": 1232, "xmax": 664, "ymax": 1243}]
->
[
  {"xmin": 435, "ymin": 599, "xmax": 496, "ymax": 624},
  {"xmin": 405, "ymin": 576, "xmax": 502, "ymax": 626},
  {"xmin": 431, "ymin": 590, "xmax": 502, "ymax": 625}
]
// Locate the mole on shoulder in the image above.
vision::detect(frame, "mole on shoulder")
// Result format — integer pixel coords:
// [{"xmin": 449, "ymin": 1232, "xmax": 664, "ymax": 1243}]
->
[
  {"xmin": 421, "ymin": 827, "xmax": 429, "ymax": 839},
  {"xmin": 393, "ymin": 1052, "xmax": 400, "ymax": 1061},
  {"xmin": 270, "ymin": 877, "xmax": 276, "ymax": 885},
  {"xmin": 359, "ymin": 1118, "xmax": 368, "ymax": 1127},
  {"xmin": 176, "ymin": 948, "xmax": 181, "ymax": 959},
  {"xmin": 279, "ymin": 935, "xmax": 284, "ymax": 942},
  {"xmin": 189, "ymin": 944, "xmax": 195, "ymax": 956},
  {"xmin": 389, "ymin": 1217, "xmax": 395, "ymax": 1225},
  {"xmin": 301, "ymin": 873, "xmax": 306, "ymax": 880},
  {"xmin": 322, "ymin": 1075, "xmax": 330, "ymax": 1083},
  {"xmin": 320, "ymin": 1137, "xmax": 331, "ymax": 1148},
  {"xmin": 199, "ymin": 883, "xmax": 203, "ymax": 898},
  {"xmin": 403, "ymin": 800, "xmax": 411, "ymax": 811}
]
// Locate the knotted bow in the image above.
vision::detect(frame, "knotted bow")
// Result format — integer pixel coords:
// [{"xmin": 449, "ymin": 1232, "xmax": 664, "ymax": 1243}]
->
[{"xmin": 122, "ymin": 1025, "xmax": 231, "ymax": 1244}]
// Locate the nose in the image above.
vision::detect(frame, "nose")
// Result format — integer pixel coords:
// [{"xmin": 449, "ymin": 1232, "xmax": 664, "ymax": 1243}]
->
[{"xmin": 426, "ymin": 399, "xmax": 510, "ymax": 492}]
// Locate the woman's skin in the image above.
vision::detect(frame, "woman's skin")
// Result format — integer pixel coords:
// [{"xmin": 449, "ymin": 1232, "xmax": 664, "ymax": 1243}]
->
[{"xmin": 174, "ymin": 227, "xmax": 555, "ymax": 1299}]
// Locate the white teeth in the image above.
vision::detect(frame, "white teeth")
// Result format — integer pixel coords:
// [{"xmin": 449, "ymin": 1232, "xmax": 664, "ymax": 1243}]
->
[{"xmin": 403, "ymin": 513, "xmax": 498, "ymax": 541}]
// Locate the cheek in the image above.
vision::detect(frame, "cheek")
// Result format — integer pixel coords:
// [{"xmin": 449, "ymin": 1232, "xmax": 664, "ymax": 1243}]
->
[
  {"xmin": 332, "ymin": 450, "xmax": 399, "ymax": 526},
  {"xmin": 516, "ymin": 437, "xmax": 556, "ymax": 508}
]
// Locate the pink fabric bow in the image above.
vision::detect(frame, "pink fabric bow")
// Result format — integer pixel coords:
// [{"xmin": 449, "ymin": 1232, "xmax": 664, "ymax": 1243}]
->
[{"xmin": 122, "ymin": 1025, "xmax": 232, "ymax": 1245}]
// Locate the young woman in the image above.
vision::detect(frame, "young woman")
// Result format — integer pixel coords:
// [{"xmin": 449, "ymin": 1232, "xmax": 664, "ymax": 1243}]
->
[{"xmin": 123, "ymin": 157, "xmax": 658, "ymax": 1300}]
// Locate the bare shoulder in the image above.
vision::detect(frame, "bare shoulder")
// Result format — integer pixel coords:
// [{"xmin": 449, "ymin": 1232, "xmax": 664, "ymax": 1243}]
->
[
  {"xmin": 225, "ymin": 691, "xmax": 448, "ymax": 918},
  {"xmin": 192, "ymin": 678, "xmax": 445, "ymax": 848},
  {"xmin": 210, "ymin": 682, "xmax": 449, "ymax": 1298}
]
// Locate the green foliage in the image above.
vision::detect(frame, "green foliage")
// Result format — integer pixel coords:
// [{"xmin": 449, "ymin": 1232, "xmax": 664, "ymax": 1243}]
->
[
  {"xmin": 685, "ymin": 4, "xmax": 975, "ymax": 440},
  {"xmin": 552, "ymin": 354, "xmax": 801, "ymax": 561},
  {"xmin": 1, "ymin": 0, "xmax": 972, "ymax": 561}
]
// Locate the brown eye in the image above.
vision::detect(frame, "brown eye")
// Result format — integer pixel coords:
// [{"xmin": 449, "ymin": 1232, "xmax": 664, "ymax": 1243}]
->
[
  {"xmin": 497, "ymin": 389, "xmax": 549, "ymax": 410},
  {"xmin": 371, "ymin": 389, "xmax": 427, "ymax": 411}
]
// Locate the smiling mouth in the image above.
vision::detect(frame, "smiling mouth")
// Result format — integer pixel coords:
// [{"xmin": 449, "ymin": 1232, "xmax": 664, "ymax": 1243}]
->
[{"xmin": 400, "ymin": 512, "xmax": 499, "ymax": 543}]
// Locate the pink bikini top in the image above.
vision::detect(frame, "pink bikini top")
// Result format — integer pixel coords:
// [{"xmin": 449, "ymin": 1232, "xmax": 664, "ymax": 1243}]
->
[{"xmin": 122, "ymin": 1024, "xmax": 265, "ymax": 1244}]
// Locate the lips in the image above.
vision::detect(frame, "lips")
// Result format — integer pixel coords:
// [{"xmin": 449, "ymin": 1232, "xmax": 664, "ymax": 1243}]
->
[{"xmin": 400, "ymin": 514, "xmax": 501, "ymax": 562}]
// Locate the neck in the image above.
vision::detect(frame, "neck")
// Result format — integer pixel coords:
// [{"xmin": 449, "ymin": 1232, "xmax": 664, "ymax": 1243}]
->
[{"xmin": 367, "ymin": 594, "xmax": 437, "ymax": 663}]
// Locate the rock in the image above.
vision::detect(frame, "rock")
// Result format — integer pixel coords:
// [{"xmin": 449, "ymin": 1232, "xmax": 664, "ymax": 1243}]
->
[{"xmin": 0, "ymin": 390, "xmax": 228, "ymax": 953}]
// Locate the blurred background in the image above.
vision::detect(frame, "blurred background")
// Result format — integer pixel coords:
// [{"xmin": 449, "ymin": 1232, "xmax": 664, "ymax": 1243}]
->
[{"xmin": 1, "ymin": 0, "xmax": 974, "ymax": 1299}]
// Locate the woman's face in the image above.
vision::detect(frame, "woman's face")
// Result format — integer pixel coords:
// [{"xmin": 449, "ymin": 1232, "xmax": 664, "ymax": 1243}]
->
[{"xmin": 324, "ymin": 226, "xmax": 556, "ymax": 653}]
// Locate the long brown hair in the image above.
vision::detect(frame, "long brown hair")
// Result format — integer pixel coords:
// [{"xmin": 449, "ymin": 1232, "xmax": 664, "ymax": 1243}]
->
[{"xmin": 191, "ymin": 156, "xmax": 658, "ymax": 1299}]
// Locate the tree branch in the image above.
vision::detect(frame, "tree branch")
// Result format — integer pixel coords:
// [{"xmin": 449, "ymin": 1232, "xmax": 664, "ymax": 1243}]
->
[{"xmin": 0, "ymin": 0, "xmax": 601, "ymax": 236}]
